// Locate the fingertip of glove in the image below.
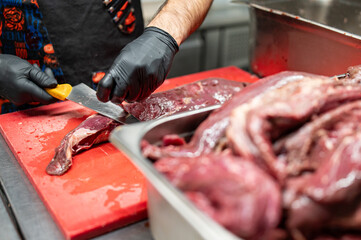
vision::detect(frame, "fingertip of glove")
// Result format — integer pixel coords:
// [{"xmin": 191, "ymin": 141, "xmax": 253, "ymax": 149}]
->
[
  {"xmin": 31, "ymin": 87, "xmax": 59, "ymax": 105},
  {"xmin": 44, "ymin": 77, "xmax": 58, "ymax": 88},
  {"xmin": 41, "ymin": 97, "xmax": 59, "ymax": 105},
  {"xmin": 96, "ymin": 88, "xmax": 109, "ymax": 102},
  {"xmin": 44, "ymin": 68, "xmax": 57, "ymax": 88},
  {"xmin": 110, "ymin": 96, "xmax": 124, "ymax": 104},
  {"xmin": 97, "ymin": 73, "xmax": 117, "ymax": 102},
  {"xmin": 33, "ymin": 63, "xmax": 41, "ymax": 69},
  {"xmin": 46, "ymin": 80, "xmax": 58, "ymax": 88},
  {"xmin": 100, "ymin": 73, "xmax": 115, "ymax": 86},
  {"xmin": 44, "ymin": 67, "xmax": 55, "ymax": 79},
  {"xmin": 29, "ymin": 67, "xmax": 57, "ymax": 87}
]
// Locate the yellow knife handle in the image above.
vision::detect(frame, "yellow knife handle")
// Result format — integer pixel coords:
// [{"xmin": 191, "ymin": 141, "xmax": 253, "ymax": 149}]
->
[{"xmin": 45, "ymin": 84, "xmax": 72, "ymax": 101}]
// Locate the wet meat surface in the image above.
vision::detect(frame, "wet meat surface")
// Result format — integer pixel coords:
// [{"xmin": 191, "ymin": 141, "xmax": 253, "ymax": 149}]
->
[
  {"xmin": 155, "ymin": 150, "xmax": 282, "ymax": 239},
  {"xmin": 145, "ymin": 66, "xmax": 361, "ymax": 239},
  {"xmin": 123, "ymin": 78, "xmax": 248, "ymax": 121},
  {"xmin": 47, "ymin": 78, "xmax": 246, "ymax": 175}
]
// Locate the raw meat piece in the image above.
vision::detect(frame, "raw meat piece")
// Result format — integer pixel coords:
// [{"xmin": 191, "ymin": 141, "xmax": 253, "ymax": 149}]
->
[
  {"xmin": 48, "ymin": 77, "xmax": 246, "ymax": 175},
  {"xmin": 275, "ymin": 100, "xmax": 361, "ymax": 178},
  {"xmin": 144, "ymin": 72, "xmax": 305, "ymax": 160},
  {"xmin": 143, "ymin": 72, "xmax": 361, "ymax": 162},
  {"xmin": 123, "ymin": 78, "xmax": 248, "ymax": 121},
  {"xmin": 162, "ymin": 134, "xmax": 186, "ymax": 146},
  {"xmin": 154, "ymin": 150, "xmax": 282, "ymax": 239},
  {"xmin": 227, "ymin": 75, "xmax": 361, "ymax": 180},
  {"xmin": 46, "ymin": 114, "xmax": 120, "ymax": 175},
  {"xmin": 285, "ymin": 129, "xmax": 361, "ymax": 238}
]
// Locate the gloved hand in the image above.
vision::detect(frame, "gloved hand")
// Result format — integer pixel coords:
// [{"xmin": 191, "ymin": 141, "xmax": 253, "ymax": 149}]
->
[
  {"xmin": 96, "ymin": 26, "xmax": 179, "ymax": 103},
  {"xmin": 0, "ymin": 54, "xmax": 58, "ymax": 105}
]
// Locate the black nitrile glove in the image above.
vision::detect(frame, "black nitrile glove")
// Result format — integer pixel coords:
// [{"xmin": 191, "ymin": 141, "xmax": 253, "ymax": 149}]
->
[
  {"xmin": 96, "ymin": 26, "xmax": 179, "ymax": 103},
  {"xmin": 0, "ymin": 54, "xmax": 58, "ymax": 105}
]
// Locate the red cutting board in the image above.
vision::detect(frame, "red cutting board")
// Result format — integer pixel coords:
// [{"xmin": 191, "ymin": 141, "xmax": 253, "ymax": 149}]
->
[{"xmin": 0, "ymin": 66, "xmax": 258, "ymax": 239}]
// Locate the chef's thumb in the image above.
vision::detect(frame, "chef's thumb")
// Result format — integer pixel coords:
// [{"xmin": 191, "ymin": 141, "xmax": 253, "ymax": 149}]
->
[{"xmin": 97, "ymin": 73, "xmax": 115, "ymax": 102}]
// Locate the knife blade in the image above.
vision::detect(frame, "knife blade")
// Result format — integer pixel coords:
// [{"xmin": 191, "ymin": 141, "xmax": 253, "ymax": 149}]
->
[{"xmin": 45, "ymin": 83, "xmax": 138, "ymax": 124}]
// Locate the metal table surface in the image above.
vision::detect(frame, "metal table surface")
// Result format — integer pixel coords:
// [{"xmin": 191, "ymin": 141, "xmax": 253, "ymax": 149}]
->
[{"xmin": 0, "ymin": 133, "xmax": 153, "ymax": 240}]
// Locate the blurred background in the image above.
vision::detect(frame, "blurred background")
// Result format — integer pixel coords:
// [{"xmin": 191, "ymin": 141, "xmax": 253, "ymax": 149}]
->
[{"xmin": 141, "ymin": 0, "xmax": 251, "ymax": 78}]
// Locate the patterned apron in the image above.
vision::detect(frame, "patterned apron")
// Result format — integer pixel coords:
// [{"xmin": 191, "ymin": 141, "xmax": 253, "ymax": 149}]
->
[{"xmin": 0, "ymin": 0, "xmax": 142, "ymax": 113}]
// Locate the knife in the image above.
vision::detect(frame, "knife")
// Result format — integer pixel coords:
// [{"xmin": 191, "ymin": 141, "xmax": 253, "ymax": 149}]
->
[{"xmin": 45, "ymin": 83, "xmax": 138, "ymax": 124}]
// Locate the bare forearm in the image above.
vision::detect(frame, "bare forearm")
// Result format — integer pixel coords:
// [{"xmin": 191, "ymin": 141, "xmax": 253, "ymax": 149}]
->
[{"xmin": 148, "ymin": 0, "xmax": 213, "ymax": 46}]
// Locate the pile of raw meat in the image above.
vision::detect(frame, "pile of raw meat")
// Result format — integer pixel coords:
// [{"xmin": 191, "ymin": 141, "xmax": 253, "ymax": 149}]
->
[{"xmin": 142, "ymin": 66, "xmax": 361, "ymax": 240}]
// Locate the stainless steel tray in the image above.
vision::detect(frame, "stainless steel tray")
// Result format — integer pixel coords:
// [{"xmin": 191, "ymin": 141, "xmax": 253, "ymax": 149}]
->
[
  {"xmin": 109, "ymin": 105, "xmax": 241, "ymax": 240},
  {"xmin": 233, "ymin": 0, "xmax": 361, "ymax": 77}
]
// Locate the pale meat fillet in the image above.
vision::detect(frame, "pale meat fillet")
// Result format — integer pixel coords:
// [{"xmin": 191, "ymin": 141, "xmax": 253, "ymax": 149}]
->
[{"xmin": 46, "ymin": 114, "xmax": 120, "ymax": 175}]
